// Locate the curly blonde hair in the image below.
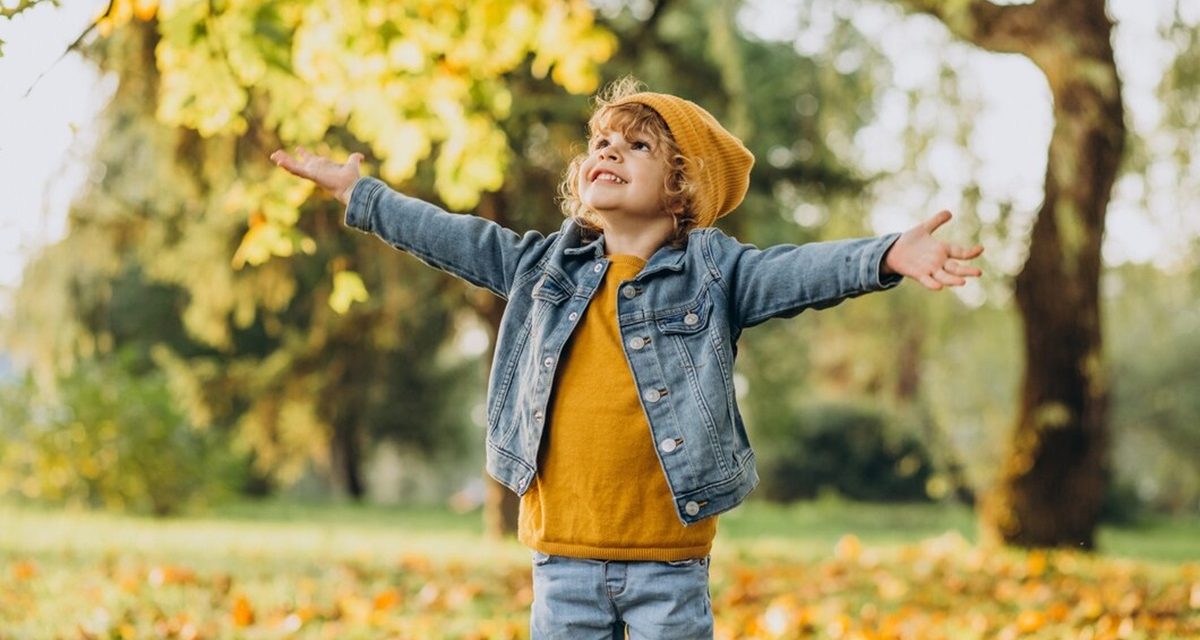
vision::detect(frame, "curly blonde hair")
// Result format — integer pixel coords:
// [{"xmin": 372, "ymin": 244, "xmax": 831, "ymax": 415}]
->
[{"xmin": 558, "ymin": 77, "xmax": 700, "ymax": 249}]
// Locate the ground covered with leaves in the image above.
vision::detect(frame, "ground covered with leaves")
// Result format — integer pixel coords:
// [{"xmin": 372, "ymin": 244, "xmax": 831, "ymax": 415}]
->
[{"xmin": 1, "ymin": 503, "xmax": 1197, "ymax": 639}]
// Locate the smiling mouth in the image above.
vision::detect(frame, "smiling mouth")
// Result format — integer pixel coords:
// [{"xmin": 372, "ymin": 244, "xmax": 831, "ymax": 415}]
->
[{"xmin": 591, "ymin": 170, "xmax": 627, "ymax": 184}]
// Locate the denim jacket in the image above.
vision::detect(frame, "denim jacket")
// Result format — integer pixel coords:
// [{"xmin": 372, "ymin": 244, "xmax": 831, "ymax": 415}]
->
[{"xmin": 346, "ymin": 176, "xmax": 902, "ymax": 525}]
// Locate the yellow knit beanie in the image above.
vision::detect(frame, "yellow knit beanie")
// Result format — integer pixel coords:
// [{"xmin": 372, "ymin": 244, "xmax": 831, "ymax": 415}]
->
[{"xmin": 611, "ymin": 92, "xmax": 755, "ymax": 228}]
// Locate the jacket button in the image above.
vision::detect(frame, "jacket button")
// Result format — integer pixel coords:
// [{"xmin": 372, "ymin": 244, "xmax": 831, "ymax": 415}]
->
[
  {"xmin": 568, "ymin": 312, "xmax": 578, "ymax": 321},
  {"xmin": 659, "ymin": 438, "xmax": 677, "ymax": 453},
  {"xmin": 543, "ymin": 356, "xmax": 553, "ymax": 368},
  {"xmin": 621, "ymin": 285, "xmax": 638, "ymax": 299},
  {"xmin": 642, "ymin": 388, "xmax": 662, "ymax": 403},
  {"xmin": 684, "ymin": 312, "xmax": 700, "ymax": 325},
  {"xmin": 533, "ymin": 410, "xmax": 544, "ymax": 423},
  {"xmin": 628, "ymin": 336, "xmax": 645, "ymax": 350},
  {"xmin": 593, "ymin": 263, "xmax": 603, "ymax": 273},
  {"xmin": 684, "ymin": 501, "xmax": 700, "ymax": 516}
]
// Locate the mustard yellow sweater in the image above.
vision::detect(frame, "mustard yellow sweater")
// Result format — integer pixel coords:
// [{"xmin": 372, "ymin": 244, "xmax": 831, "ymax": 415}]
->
[{"xmin": 518, "ymin": 254, "xmax": 717, "ymax": 561}]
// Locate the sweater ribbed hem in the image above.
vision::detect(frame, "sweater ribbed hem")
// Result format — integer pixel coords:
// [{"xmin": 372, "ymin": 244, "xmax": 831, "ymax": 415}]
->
[{"xmin": 521, "ymin": 534, "xmax": 713, "ymax": 562}]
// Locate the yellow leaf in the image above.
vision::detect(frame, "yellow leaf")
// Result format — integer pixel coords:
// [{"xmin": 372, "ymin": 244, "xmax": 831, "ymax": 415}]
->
[
  {"xmin": 825, "ymin": 613, "xmax": 852, "ymax": 638},
  {"xmin": 329, "ymin": 271, "xmax": 369, "ymax": 314},
  {"xmin": 1076, "ymin": 595, "xmax": 1104, "ymax": 620},
  {"xmin": 11, "ymin": 560, "xmax": 37, "ymax": 581},
  {"xmin": 231, "ymin": 594, "xmax": 255, "ymax": 627},
  {"xmin": 1017, "ymin": 609, "xmax": 1046, "ymax": 633},
  {"xmin": 373, "ymin": 588, "xmax": 401, "ymax": 611},
  {"xmin": 1026, "ymin": 550, "xmax": 1048, "ymax": 577},
  {"xmin": 232, "ymin": 223, "xmax": 274, "ymax": 269},
  {"xmin": 132, "ymin": 0, "xmax": 157, "ymax": 21},
  {"xmin": 834, "ymin": 534, "xmax": 862, "ymax": 563},
  {"xmin": 336, "ymin": 594, "xmax": 371, "ymax": 623}
]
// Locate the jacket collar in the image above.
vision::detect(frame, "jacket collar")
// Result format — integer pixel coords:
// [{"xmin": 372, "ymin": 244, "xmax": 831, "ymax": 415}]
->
[
  {"xmin": 561, "ymin": 218, "xmax": 606, "ymax": 257},
  {"xmin": 560, "ymin": 218, "xmax": 686, "ymax": 278}
]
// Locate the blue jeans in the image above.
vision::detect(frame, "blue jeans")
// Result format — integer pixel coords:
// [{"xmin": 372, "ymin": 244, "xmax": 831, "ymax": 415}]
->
[{"xmin": 529, "ymin": 551, "xmax": 713, "ymax": 639}]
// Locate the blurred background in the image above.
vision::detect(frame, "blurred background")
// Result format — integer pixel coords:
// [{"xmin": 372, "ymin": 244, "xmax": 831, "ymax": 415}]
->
[
  {"xmin": 3, "ymin": 1, "xmax": 1199, "ymax": 637},
  {"xmin": 1, "ymin": 0, "xmax": 1197, "ymax": 549}
]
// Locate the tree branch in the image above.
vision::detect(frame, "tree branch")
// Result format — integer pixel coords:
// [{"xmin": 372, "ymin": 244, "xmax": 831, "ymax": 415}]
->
[
  {"xmin": 0, "ymin": 0, "xmax": 59, "ymax": 20},
  {"xmin": 17, "ymin": 0, "xmax": 114, "ymax": 98},
  {"xmin": 0, "ymin": 0, "xmax": 59, "ymax": 58},
  {"xmin": 897, "ymin": 0, "xmax": 1047, "ymax": 55}
]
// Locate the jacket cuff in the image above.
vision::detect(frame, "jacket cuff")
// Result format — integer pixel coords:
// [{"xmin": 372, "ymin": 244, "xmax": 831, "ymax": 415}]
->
[
  {"xmin": 344, "ymin": 175, "xmax": 385, "ymax": 231},
  {"xmin": 869, "ymin": 232, "xmax": 904, "ymax": 290}
]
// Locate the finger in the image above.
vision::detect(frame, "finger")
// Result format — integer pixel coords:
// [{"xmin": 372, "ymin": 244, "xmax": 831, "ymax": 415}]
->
[
  {"xmin": 271, "ymin": 150, "xmax": 299, "ymax": 172},
  {"xmin": 943, "ymin": 260, "xmax": 983, "ymax": 278},
  {"xmin": 947, "ymin": 244, "xmax": 984, "ymax": 260},
  {"xmin": 917, "ymin": 273, "xmax": 943, "ymax": 290},
  {"xmin": 348, "ymin": 152, "xmax": 364, "ymax": 167},
  {"xmin": 272, "ymin": 150, "xmax": 316, "ymax": 180},
  {"xmin": 933, "ymin": 269, "xmax": 966, "ymax": 287},
  {"xmin": 921, "ymin": 210, "xmax": 953, "ymax": 234}
]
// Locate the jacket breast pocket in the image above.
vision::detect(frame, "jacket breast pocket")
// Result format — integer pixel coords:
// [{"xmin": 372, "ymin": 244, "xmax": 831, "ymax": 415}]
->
[
  {"xmin": 531, "ymin": 273, "xmax": 571, "ymax": 305},
  {"xmin": 528, "ymin": 273, "xmax": 571, "ymax": 330},
  {"xmin": 655, "ymin": 293, "xmax": 712, "ymax": 335},
  {"xmin": 656, "ymin": 289, "xmax": 735, "ymax": 392}
]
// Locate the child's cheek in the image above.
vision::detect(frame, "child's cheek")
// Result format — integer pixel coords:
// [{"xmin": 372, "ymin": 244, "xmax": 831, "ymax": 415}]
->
[{"xmin": 578, "ymin": 164, "xmax": 591, "ymax": 196}]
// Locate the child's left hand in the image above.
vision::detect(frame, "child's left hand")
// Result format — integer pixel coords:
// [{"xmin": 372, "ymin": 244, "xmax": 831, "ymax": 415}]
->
[{"xmin": 883, "ymin": 210, "xmax": 984, "ymax": 290}]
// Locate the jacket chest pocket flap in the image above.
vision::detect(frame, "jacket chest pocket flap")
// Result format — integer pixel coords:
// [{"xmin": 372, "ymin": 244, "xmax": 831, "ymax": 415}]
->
[
  {"xmin": 655, "ymin": 293, "xmax": 712, "ymax": 334},
  {"xmin": 531, "ymin": 273, "xmax": 571, "ymax": 305}
]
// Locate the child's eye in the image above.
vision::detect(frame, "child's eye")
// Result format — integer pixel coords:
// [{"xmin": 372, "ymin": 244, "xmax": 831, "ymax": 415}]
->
[
  {"xmin": 592, "ymin": 138, "xmax": 609, "ymax": 149},
  {"xmin": 631, "ymin": 141, "xmax": 651, "ymax": 151}
]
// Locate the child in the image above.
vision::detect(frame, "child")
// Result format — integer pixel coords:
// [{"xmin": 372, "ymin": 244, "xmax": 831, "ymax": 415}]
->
[{"xmin": 271, "ymin": 77, "xmax": 983, "ymax": 639}]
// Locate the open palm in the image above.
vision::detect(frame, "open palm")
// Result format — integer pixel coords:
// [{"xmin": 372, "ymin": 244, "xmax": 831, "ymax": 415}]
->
[
  {"xmin": 884, "ymin": 210, "xmax": 984, "ymax": 290},
  {"xmin": 270, "ymin": 147, "xmax": 363, "ymax": 205}
]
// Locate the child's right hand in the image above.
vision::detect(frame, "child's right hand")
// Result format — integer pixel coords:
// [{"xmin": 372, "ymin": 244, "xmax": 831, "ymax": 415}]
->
[{"xmin": 270, "ymin": 147, "xmax": 364, "ymax": 206}]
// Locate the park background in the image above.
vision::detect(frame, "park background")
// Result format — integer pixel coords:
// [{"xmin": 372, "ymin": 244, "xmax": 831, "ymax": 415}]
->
[{"xmin": 0, "ymin": 0, "xmax": 1197, "ymax": 638}]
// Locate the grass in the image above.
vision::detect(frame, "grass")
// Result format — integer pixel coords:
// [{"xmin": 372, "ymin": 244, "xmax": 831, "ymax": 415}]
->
[
  {"xmin": 1, "ymin": 498, "xmax": 1197, "ymax": 639},
  {"xmin": 722, "ymin": 499, "xmax": 1200, "ymax": 565},
  {"xmin": 4, "ymin": 497, "xmax": 1194, "ymax": 566}
]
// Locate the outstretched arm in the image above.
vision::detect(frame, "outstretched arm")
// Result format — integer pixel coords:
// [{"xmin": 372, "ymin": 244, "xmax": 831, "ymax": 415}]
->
[
  {"xmin": 269, "ymin": 147, "xmax": 550, "ymax": 300},
  {"xmin": 882, "ymin": 210, "xmax": 984, "ymax": 290},
  {"xmin": 707, "ymin": 209, "xmax": 984, "ymax": 330},
  {"xmin": 706, "ymin": 229, "xmax": 905, "ymax": 329}
]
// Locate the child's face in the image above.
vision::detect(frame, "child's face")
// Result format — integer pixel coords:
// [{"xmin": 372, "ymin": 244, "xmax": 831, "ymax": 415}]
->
[{"xmin": 578, "ymin": 127, "xmax": 671, "ymax": 226}]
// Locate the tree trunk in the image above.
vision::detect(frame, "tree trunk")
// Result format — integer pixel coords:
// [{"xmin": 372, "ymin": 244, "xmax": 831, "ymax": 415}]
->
[
  {"xmin": 484, "ymin": 470, "xmax": 522, "ymax": 539},
  {"xmin": 985, "ymin": 14, "xmax": 1124, "ymax": 548},
  {"xmin": 902, "ymin": 0, "xmax": 1125, "ymax": 548},
  {"xmin": 330, "ymin": 407, "xmax": 366, "ymax": 500}
]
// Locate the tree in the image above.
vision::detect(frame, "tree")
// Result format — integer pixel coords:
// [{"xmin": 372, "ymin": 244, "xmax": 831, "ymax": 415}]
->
[
  {"xmin": 0, "ymin": 352, "xmax": 242, "ymax": 515},
  {"xmin": 901, "ymin": 0, "xmax": 1126, "ymax": 548},
  {"xmin": 6, "ymin": 0, "xmax": 617, "ymax": 533},
  {"xmin": 4, "ymin": 17, "xmax": 482, "ymax": 508},
  {"xmin": 0, "ymin": 0, "xmax": 57, "ymax": 56}
]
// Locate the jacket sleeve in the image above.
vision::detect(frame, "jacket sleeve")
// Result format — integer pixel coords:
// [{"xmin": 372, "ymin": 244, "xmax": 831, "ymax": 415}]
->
[
  {"xmin": 344, "ymin": 176, "xmax": 549, "ymax": 300},
  {"xmin": 704, "ymin": 227, "xmax": 904, "ymax": 329}
]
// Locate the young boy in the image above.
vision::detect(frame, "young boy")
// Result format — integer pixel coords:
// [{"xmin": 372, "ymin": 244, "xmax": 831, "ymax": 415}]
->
[{"xmin": 271, "ymin": 78, "xmax": 983, "ymax": 639}]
